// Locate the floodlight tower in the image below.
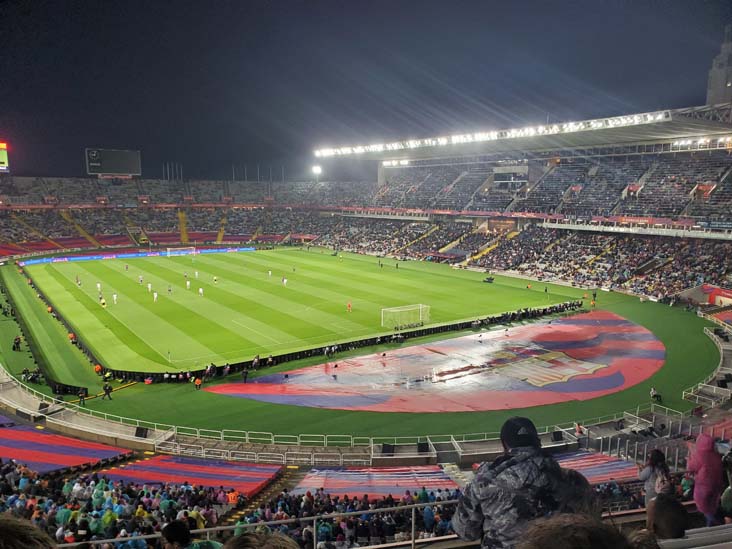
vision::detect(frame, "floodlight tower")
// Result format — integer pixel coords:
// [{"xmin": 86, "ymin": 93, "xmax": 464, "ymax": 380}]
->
[{"xmin": 312, "ymin": 165, "xmax": 322, "ymax": 183}]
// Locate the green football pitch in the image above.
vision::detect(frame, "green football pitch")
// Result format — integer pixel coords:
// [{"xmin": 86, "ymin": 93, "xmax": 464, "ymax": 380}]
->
[
  {"xmin": 0, "ymin": 248, "xmax": 720, "ymax": 437},
  {"xmin": 20, "ymin": 249, "xmax": 578, "ymax": 373}
]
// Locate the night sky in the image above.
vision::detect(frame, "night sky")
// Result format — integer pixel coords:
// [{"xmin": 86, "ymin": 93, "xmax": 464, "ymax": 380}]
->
[{"xmin": 1, "ymin": 0, "xmax": 730, "ymax": 179}]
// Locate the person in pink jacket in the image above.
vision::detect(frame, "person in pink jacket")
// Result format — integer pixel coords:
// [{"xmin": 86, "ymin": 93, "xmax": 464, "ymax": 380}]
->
[{"xmin": 688, "ymin": 433, "xmax": 724, "ymax": 526}]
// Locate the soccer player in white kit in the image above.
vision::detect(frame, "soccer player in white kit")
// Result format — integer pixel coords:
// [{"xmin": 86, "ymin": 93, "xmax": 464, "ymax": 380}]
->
[
  {"xmin": 147, "ymin": 282, "xmax": 152, "ymax": 293},
  {"xmin": 195, "ymin": 271, "xmax": 199, "ymax": 279},
  {"xmin": 112, "ymin": 293, "xmax": 118, "ymax": 305},
  {"xmin": 153, "ymin": 291, "xmax": 158, "ymax": 303},
  {"xmin": 186, "ymin": 280, "xmax": 191, "ymax": 290},
  {"xmin": 139, "ymin": 275, "xmax": 143, "ymax": 284},
  {"xmin": 198, "ymin": 287, "xmax": 204, "ymax": 297},
  {"xmin": 96, "ymin": 282, "xmax": 101, "ymax": 292}
]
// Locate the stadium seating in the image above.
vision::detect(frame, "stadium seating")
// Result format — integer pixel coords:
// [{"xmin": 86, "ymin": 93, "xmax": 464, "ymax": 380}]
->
[
  {"xmin": 513, "ymin": 161, "xmax": 590, "ymax": 213},
  {"xmin": 0, "ymin": 425, "xmax": 131, "ymax": 473},
  {"xmin": 291, "ymin": 465, "xmax": 459, "ymax": 500},
  {"xmin": 553, "ymin": 450, "xmax": 639, "ymax": 484},
  {"xmin": 99, "ymin": 455, "xmax": 282, "ymax": 496}
]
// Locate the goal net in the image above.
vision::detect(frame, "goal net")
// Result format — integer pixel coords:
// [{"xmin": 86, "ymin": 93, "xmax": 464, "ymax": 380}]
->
[
  {"xmin": 166, "ymin": 246, "xmax": 197, "ymax": 257},
  {"xmin": 381, "ymin": 304, "xmax": 431, "ymax": 330}
]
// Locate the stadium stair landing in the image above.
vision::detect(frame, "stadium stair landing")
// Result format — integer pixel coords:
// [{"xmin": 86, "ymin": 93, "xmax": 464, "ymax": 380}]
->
[
  {"xmin": 178, "ymin": 210, "xmax": 189, "ymax": 244},
  {"xmin": 222, "ymin": 465, "xmax": 303, "ymax": 526},
  {"xmin": 393, "ymin": 224, "xmax": 439, "ymax": 255},
  {"xmin": 59, "ymin": 210, "xmax": 102, "ymax": 248},
  {"xmin": 11, "ymin": 213, "xmax": 63, "ymax": 249}
]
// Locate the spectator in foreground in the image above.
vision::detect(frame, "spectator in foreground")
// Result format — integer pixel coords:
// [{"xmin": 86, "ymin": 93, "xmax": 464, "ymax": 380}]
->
[
  {"xmin": 638, "ymin": 449, "xmax": 672, "ymax": 506},
  {"xmin": 0, "ymin": 514, "xmax": 56, "ymax": 548},
  {"xmin": 162, "ymin": 520, "xmax": 222, "ymax": 549},
  {"xmin": 646, "ymin": 493, "xmax": 688, "ymax": 539},
  {"xmin": 453, "ymin": 416, "xmax": 592, "ymax": 548},
  {"xmin": 687, "ymin": 433, "xmax": 724, "ymax": 526},
  {"xmin": 516, "ymin": 513, "xmax": 658, "ymax": 549}
]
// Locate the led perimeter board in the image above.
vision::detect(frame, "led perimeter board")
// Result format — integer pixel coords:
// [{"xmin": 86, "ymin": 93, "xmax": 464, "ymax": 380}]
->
[
  {"xmin": 85, "ymin": 148, "xmax": 141, "ymax": 177},
  {"xmin": 0, "ymin": 142, "xmax": 8, "ymax": 173}
]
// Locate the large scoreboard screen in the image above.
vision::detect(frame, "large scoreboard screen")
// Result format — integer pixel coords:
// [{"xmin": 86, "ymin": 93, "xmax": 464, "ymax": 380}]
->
[
  {"xmin": 0, "ymin": 143, "xmax": 8, "ymax": 173},
  {"xmin": 85, "ymin": 148, "xmax": 141, "ymax": 176}
]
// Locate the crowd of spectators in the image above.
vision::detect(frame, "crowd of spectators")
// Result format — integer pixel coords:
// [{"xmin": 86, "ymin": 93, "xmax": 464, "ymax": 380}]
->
[
  {"xmin": 233, "ymin": 487, "xmax": 459, "ymax": 548},
  {"xmin": 318, "ymin": 218, "xmax": 422, "ymax": 255},
  {"xmin": 404, "ymin": 222, "xmax": 471, "ymax": 256},
  {"xmin": 470, "ymin": 225, "xmax": 559, "ymax": 271},
  {"xmin": 470, "ymin": 225, "xmax": 732, "ymax": 299},
  {"xmin": 1, "ymin": 152, "xmax": 732, "ymax": 219},
  {"xmin": 0, "ymin": 458, "xmax": 239, "ymax": 547}
]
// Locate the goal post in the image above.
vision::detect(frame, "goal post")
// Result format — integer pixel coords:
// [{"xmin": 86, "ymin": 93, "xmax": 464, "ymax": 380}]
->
[
  {"xmin": 381, "ymin": 304, "xmax": 431, "ymax": 330},
  {"xmin": 166, "ymin": 246, "xmax": 197, "ymax": 258}
]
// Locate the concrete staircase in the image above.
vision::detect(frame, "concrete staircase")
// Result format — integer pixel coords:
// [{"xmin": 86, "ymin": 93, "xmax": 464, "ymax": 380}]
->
[
  {"xmin": 465, "ymin": 230, "xmax": 519, "ymax": 265},
  {"xmin": 222, "ymin": 466, "xmax": 304, "ymax": 526},
  {"xmin": 177, "ymin": 210, "xmax": 189, "ymax": 244},
  {"xmin": 438, "ymin": 228, "xmax": 472, "ymax": 253},
  {"xmin": 507, "ymin": 164, "xmax": 555, "ymax": 212},
  {"xmin": 59, "ymin": 210, "xmax": 101, "ymax": 247},
  {"xmin": 216, "ymin": 214, "xmax": 227, "ymax": 244},
  {"xmin": 588, "ymin": 243, "xmax": 617, "ymax": 265},
  {"xmin": 392, "ymin": 224, "xmax": 439, "ymax": 255}
]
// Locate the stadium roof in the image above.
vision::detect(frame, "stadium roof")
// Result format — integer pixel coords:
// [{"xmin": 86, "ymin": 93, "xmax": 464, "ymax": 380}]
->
[{"xmin": 314, "ymin": 103, "xmax": 732, "ymax": 161}]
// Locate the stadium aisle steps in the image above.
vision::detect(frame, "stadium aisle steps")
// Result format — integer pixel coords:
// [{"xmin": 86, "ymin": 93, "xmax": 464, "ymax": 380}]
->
[
  {"xmin": 216, "ymin": 215, "xmax": 226, "ymax": 243},
  {"xmin": 223, "ymin": 465, "xmax": 302, "ymax": 526},
  {"xmin": 58, "ymin": 209, "xmax": 102, "ymax": 247},
  {"xmin": 440, "ymin": 463, "xmax": 468, "ymax": 488},
  {"xmin": 438, "ymin": 230, "xmax": 471, "ymax": 254},
  {"xmin": 394, "ymin": 224, "xmax": 439, "ymax": 254},
  {"xmin": 178, "ymin": 210, "xmax": 189, "ymax": 244}
]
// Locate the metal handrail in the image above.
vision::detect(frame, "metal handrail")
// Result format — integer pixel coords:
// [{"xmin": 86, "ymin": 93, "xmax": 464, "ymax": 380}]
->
[
  {"xmin": 0, "ymin": 361, "xmax": 693, "ymax": 453},
  {"xmin": 57, "ymin": 499, "xmax": 462, "ymax": 548}
]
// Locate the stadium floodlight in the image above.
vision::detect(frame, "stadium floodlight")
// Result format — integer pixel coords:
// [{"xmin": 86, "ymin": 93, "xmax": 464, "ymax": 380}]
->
[
  {"xmin": 313, "ymin": 109, "xmax": 672, "ymax": 158},
  {"xmin": 312, "ymin": 165, "xmax": 322, "ymax": 175}
]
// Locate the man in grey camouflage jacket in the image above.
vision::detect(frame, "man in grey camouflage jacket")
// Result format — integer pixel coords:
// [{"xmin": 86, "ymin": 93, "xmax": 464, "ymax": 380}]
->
[{"xmin": 453, "ymin": 417, "xmax": 586, "ymax": 548}]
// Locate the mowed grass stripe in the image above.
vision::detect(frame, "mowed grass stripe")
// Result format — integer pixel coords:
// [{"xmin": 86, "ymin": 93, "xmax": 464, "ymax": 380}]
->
[
  {"xmin": 205, "ymin": 252, "xmax": 421, "ymax": 312},
  {"xmin": 62, "ymin": 262, "xmax": 222, "ymax": 361},
  {"xmin": 181, "ymin": 255, "xmax": 373, "ymax": 331},
  {"xmin": 33, "ymin": 265, "xmax": 171, "ymax": 372},
  {"xmin": 240, "ymin": 250, "xmax": 573, "ymax": 321},
  {"xmin": 143, "ymin": 258, "xmax": 350, "ymax": 338},
  {"xmin": 74, "ymin": 261, "xmax": 256, "ymax": 363},
  {"xmin": 3, "ymin": 267, "xmax": 102, "ymax": 387},
  {"xmin": 133, "ymin": 259, "xmax": 312, "ymax": 345},
  {"xmin": 238, "ymin": 251, "xmax": 465, "ymax": 304}
]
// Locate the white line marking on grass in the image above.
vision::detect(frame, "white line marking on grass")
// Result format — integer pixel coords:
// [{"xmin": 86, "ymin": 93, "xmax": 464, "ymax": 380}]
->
[{"xmin": 231, "ymin": 320, "xmax": 283, "ymax": 344}]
